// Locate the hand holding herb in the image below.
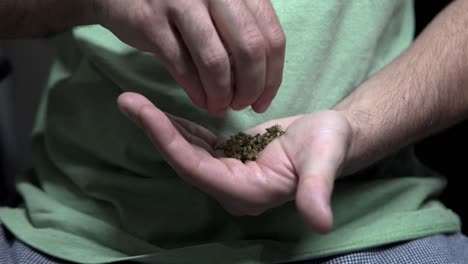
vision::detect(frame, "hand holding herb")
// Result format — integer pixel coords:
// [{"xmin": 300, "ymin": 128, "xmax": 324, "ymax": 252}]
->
[{"xmin": 118, "ymin": 92, "xmax": 353, "ymax": 234}]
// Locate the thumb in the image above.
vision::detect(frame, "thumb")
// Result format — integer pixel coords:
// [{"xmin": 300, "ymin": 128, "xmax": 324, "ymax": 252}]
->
[
  {"xmin": 295, "ymin": 159, "xmax": 336, "ymax": 234},
  {"xmin": 296, "ymin": 161, "xmax": 334, "ymax": 233},
  {"xmin": 295, "ymin": 132, "xmax": 347, "ymax": 234}
]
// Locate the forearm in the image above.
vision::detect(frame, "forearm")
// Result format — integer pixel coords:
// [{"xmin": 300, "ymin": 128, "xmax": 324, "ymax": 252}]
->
[
  {"xmin": 0, "ymin": 1, "xmax": 99, "ymax": 38},
  {"xmin": 335, "ymin": 0, "xmax": 468, "ymax": 175}
]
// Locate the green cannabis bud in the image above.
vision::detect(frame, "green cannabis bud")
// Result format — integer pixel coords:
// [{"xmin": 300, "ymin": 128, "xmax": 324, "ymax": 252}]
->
[{"xmin": 219, "ymin": 125, "xmax": 285, "ymax": 162}]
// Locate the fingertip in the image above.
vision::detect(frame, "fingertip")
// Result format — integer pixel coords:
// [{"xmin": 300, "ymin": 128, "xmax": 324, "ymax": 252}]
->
[
  {"xmin": 296, "ymin": 178, "xmax": 334, "ymax": 234},
  {"xmin": 230, "ymin": 101, "xmax": 249, "ymax": 111},
  {"xmin": 251, "ymin": 83, "xmax": 281, "ymax": 113},
  {"xmin": 117, "ymin": 92, "xmax": 158, "ymax": 126},
  {"xmin": 117, "ymin": 92, "xmax": 139, "ymax": 120},
  {"xmin": 182, "ymin": 85, "xmax": 207, "ymax": 109},
  {"xmin": 117, "ymin": 92, "xmax": 134, "ymax": 109},
  {"xmin": 251, "ymin": 100, "xmax": 271, "ymax": 113},
  {"xmin": 297, "ymin": 196, "xmax": 334, "ymax": 234},
  {"xmin": 117, "ymin": 92, "xmax": 150, "ymax": 111},
  {"xmin": 230, "ymin": 94, "xmax": 255, "ymax": 111},
  {"xmin": 231, "ymin": 94, "xmax": 261, "ymax": 111},
  {"xmin": 315, "ymin": 206, "xmax": 333, "ymax": 234}
]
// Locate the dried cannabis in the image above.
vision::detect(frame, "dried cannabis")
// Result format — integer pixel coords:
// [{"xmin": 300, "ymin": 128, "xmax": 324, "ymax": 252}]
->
[{"xmin": 219, "ymin": 125, "xmax": 285, "ymax": 162}]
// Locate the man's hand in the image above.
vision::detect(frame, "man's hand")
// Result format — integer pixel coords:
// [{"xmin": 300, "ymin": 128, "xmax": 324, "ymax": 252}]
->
[
  {"xmin": 117, "ymin": 92, "xmax": 352, "ymax": 233},
  {"xmin": 0, "ymin": 0, "xmax": 285, "ymax": 115},
  {"xmin": 101, "ymin": 0, "xmax": 286, "ymax": 115}
]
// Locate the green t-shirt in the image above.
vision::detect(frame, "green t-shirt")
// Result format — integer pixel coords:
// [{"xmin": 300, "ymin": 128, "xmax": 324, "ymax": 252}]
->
[{"xmin": 0, "ymin": 1, "xmax": 460, "ymax": 263}]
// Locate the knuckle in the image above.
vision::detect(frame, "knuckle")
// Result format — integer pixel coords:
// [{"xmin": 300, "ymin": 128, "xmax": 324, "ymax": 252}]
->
[
  {"xmin": 134, "ymin": 5, "xmax": 165, "ymax": 34},
  {"xmin": 239, "ymin": 28, "xmax": 266, "ymax": 60},
  {"xmin": 266, "ymin": 25, "xmax": 286, "ymax": 52},
  {"xmin": 131, "ymin": 3, "xmax": 152, "ymax": 27},
  {"xmin": 199, "ymin": 51, "xmax": 230, "ymax": 73},
  {"xmin": 167, "ymin": 0, "xmax": 192, "ymax": 14}
]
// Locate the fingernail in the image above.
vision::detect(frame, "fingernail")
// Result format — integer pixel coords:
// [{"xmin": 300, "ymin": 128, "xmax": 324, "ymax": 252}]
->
[{"xmin": 254, "ymin": 102, "xmax": 271, "ymax": 113}]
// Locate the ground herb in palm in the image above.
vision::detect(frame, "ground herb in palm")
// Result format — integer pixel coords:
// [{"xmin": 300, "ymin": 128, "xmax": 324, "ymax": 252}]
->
[{"xmin": 220, "ymin": 125, "xmax": 285, "ymax": 162}]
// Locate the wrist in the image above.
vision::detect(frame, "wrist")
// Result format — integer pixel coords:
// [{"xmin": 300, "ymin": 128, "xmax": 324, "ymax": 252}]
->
[{"xmin": 334, "ymin": 106, "xmax": 377, "ymax": 176}]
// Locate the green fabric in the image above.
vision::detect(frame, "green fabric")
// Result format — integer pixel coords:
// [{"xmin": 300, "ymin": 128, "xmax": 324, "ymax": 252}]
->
[{"xmin": 0, "ymin": 1, "xmax": 460, "ymax": 263}]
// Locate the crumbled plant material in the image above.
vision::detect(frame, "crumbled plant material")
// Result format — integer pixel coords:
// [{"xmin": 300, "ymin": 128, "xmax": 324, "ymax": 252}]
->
[{"xmin": 219, "ymin": 125, "xmax": 285, "ymax": 162}]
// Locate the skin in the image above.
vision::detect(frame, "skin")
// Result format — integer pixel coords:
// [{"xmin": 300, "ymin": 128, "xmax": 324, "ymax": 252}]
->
[
  {"xmin": 0, "ymin": 0, "xmax": 286, "ymax": 116},
  {"xmin": 118, "ymin": 93, "xmax": 350, "ymax": 233}
]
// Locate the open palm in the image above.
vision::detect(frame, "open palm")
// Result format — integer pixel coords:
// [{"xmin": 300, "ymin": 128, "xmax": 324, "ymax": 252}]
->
[{"xmin": 118, "ymin": 92, "xmax": 352, "ymax": 233}]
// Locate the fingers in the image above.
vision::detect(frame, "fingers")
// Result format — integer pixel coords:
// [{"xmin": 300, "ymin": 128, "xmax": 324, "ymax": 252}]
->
[
  {"xmin": 171, "ymin": 121, "xmax": 214, "ymax": 153},
  {"xmin": 117, "ymin": 92, "xmax": 231, "ymax": 193},
  {"xmin": 106, "ymin": 1, "xmax": 285, "ymax": 114},
  {"xmin": 209, "ymin": 0, "xmax": 286, "ymax": 112},
  {"xmin": 166, "ymin": 113, "xmax": 218, "ymax": 147},
  {"xmin": 171, "ymin": 4, "xmax": 232, "ymax": 115},
  {"xmin": 210, "ymin": 0, "xmax": 267, "ymax": 110},
  {"xmin": 117, "ymin": 92, "xmax": 206, "ymax": 174},
  {"xmin": 243, "ymin": 1, "xmax": 286, "ymax": 113},
  {"xmin": 139, "ymin": 19, "xmax": 207, "ymax": 109},
  {"xmin": 144, "ymin": 1, "xmax": 284, "ymax": 114}
]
